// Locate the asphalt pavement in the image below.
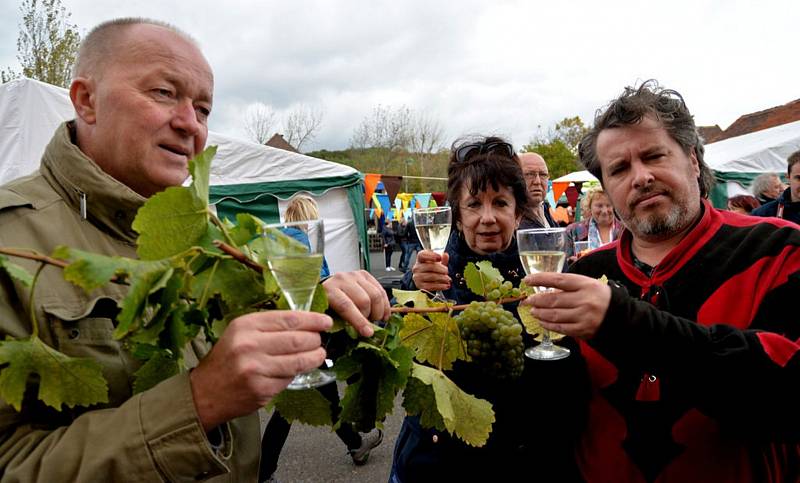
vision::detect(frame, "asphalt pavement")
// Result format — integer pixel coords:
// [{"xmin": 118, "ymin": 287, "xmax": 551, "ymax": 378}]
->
[{"xmin": 270, "ymin": 249, "xmax": 414, "ymax": 482}]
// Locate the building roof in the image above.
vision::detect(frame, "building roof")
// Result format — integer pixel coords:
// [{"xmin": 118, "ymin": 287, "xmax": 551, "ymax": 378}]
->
[
  {"xmin": 265, "ymin": 133, "xmax": 299, "ymax": 153},
  {"xmin": 711, "ymin": 99, "xmax": 800, "ymax": 143},
  {"xmin": 697, "ymin": 125, "xmax": 723, "ymax": 143}
]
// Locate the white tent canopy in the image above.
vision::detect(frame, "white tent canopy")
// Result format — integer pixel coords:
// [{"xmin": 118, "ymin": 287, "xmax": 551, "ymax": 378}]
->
[
  {"xmin": 0, "ymin": 78, "xmax": 366, "ymax": 273},
  {"xmin": 704, "ymin": 119, "xmax": 800, "ymax": 175},
  {"xmin": 552, "ymin": 170, "xmax": 598, "ymax": 184}
]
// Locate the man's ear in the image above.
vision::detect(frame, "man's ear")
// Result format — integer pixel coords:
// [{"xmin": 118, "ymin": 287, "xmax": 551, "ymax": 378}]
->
[{"xmin": 70, "ymin": 77, "xmax": 97, "ymax": 125}]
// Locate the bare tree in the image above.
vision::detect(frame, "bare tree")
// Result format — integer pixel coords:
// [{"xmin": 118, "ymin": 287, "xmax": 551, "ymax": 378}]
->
[
  {"xmin": 409, "ymin": 112, "xmax": 444, "ymax": 155},
  {"xmin": 2, "ymin": 0, "xmax": 81, "ymax": 87},
  {"xmin": 283, "ymin": 104, "xmax": 324, "ymax": 151},
  {"xmin": 243, "ymin": 103, "xmax": 277, "ymax": 144},
  {"xmin": 350, "ymin": 105, "xmax": 413, "ymax": 151}
]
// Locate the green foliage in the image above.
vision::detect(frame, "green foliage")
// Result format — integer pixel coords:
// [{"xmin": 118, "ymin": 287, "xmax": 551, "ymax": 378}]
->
[
  {"xmin": 271, "ymin": 389, "xmax": 333, "ymax": 427},
  {"xmin": 0, "ymin": 255, "xmax": 33, "ymax": 286},
  {"xmin": 403, "ymin": 363, "xmax": 495, "ymax": 447},
  {"xmin": 463, "ymin": 261, "xmax": 503, "ymax": 299},
  {"xmin": 521, "ymin": 116, "xmax": 589, "ymax": 178},
  {"xmin": 399, "ymin": 311, "xmax": 466, "ymax": 371},
  {"xmin": 0, "ymin": 336, "xmax": 107, "ymax": 411},
  {"xmin": 4, "ymin": 0, "xmax": 81, "ymax": 88},
  {"xmin": 336, "ymin": 342, "xmax": 414, "ymax": 432},
  {"xmin": 0, "ymin": 146, "xmax": 578, "ymax": 449}
]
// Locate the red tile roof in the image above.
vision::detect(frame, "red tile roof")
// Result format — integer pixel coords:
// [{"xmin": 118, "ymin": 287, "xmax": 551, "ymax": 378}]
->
[{"xmin": 709, "ymin": 99, "xmax": 800, "ymax": 143}]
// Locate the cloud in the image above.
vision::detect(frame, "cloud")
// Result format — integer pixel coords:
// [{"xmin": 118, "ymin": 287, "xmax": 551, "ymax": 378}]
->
[{"xmin": 1, "ymin": 0, "xmax": 798, "ymax": 153}]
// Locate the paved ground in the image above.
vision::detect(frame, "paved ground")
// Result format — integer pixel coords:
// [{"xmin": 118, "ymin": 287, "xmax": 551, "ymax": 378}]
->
[
  {"xmin": 270, "ymin": 249, "xmax": 414, "ymax": 482},
  {"xmin": 271, "ymin": 384, "xmax": 404, "ymax": 483}
]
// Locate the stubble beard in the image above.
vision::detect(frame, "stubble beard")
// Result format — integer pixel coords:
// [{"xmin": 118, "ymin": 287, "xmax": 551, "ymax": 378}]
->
[{"xmin": 622, "ymin": 190, "xmax": 692, "ymax": 240}]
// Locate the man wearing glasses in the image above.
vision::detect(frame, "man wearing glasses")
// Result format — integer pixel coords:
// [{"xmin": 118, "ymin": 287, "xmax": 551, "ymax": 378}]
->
[{"xmin": 518, "ymin": 152, "xmax": 557, "ymax": 228}]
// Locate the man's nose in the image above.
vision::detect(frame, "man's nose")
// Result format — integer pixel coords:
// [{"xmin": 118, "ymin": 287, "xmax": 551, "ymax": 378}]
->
[
  {"xmin": 171, "ymin": 99, "xmax": 202, "ymax": 136},
  {"xmin": 630, "ymin": 160, "xmax": 655, "ymax": 189}
]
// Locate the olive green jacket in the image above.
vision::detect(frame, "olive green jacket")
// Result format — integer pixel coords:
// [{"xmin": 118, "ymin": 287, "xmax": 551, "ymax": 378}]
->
[{"xmin": 0, "ymin": 123, "xmax": 260, "ymax": 482}]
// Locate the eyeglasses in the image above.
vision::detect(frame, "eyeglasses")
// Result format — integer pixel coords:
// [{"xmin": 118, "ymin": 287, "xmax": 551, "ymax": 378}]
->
[
  {"xmin": 523, "ymin": 171, "xmax": 549, "ymax": 180},
  {"xmin": 455, "ymin": 141, "xmax": 515, "ymax": 163}
]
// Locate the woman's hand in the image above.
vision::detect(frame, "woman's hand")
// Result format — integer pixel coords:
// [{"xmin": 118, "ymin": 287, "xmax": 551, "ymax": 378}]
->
[{"xmin": 411, "ymin": 250, "xmax": 451, "ymax": 292}]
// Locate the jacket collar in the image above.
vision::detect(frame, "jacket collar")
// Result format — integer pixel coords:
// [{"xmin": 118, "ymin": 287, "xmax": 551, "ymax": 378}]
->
[
  {"xmin": 40, "ymin": 122, "xmax": 146, "ymax": 244},
  {"xmin": 616, "ymin": 199, "xmax": 719, "ymax": 286}
]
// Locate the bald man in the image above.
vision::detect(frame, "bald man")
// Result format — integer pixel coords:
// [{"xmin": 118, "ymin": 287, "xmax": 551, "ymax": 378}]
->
[
  {"xmin": 0, "ymin": 18, "xmax": 389, "ymax": 482},
  {"xmin": 518, "ymin": 152, "xmax": 557, "ymax": 228}
]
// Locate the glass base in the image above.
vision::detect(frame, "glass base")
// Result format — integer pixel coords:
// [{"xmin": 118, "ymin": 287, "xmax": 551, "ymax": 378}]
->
[
  {"xmin": 525, "ymin": 343, "xmax": 570, "ymax": 361},
  {"xmin": 287, "ymin": 369, "xmax": 336, "ymax": 390}
]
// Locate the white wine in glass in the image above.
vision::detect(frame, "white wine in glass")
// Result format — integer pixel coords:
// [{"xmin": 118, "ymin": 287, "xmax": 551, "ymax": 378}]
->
[
  {"xmin": 263, "ymin": 219, "xmax": 335, "ymax": 389},
  {"xmin": 516, "ymin": 227, "xmax": 570, "ymax": 361},
  {"xmin": 412, "ymin": 206, "xmax": 452, "ymax": 301}
]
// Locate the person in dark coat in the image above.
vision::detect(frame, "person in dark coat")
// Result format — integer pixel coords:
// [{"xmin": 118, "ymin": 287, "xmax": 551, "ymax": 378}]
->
[
  {"xmin": 390, "ymin": 136, "xmax": 587, "ymax": 483},
  {"xmin": 751, "ymin": 150, "xmax": 800, "ymax": 225}
]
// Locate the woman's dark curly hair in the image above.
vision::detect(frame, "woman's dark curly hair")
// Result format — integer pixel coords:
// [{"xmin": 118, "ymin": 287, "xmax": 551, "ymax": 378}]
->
[{"xmin": 447, "ymin": 135, "xmax": 531, "ymax": 225}]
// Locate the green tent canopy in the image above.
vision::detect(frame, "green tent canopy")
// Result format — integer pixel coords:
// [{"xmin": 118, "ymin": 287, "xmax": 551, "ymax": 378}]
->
[{"xmin": 206, "ymin": 132, "xmax": 369, "ymax": 272}]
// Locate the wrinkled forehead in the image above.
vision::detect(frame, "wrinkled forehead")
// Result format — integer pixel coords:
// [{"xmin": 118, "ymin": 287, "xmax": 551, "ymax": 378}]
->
[
  {"xmin": 108, "ymin": 24, "xmax": 213, "ymax": 88},
  {"xmin": 519, "ymin": 154, "xmax": 547, "ymax": 173}
]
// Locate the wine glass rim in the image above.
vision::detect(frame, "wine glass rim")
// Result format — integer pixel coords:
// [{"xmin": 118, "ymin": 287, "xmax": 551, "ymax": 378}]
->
[{"xmin": 517, "ymin": 227, "xmax": 566, "ymax": 234}]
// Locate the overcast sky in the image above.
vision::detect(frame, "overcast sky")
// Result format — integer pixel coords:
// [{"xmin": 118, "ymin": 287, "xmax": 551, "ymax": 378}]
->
[{"xmin": 1, "ymin": 0, "xmax": 797, "ymax": 152}]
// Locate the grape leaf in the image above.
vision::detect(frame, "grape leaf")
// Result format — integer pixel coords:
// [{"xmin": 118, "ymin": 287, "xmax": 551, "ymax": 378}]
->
[
  {"xmin": 464, "ymin": 261, "xmax": 503, "ymax": 298},
  {"xmin": 336, "ymin": 343, "xmax": 413, "ymax": 432},
  {"xmin": 229, "ymin": 213, "xmax": 263, "ymax": 247},
  {"xmin": 270, "ymin": 388, "xmax": 332, "ymax": 426},
  {"xmin": 403, "ymin": 363, "xmax": 494, "ymax": 447},
  {"xmin": 54, "ymin": 246, "xmax": 139, "ymax": 291},
  {"xmin": 516, "ymin": 304, "xmax": 565, "ymax": 342},
  {"xmin": 0, "ymin": 255, "xmax": 33, "ymax": 287},
  {"xmin": 0, "ymin": 336, "xmax": 108, "ymax": 411},
  {"xmin": 133, "ymin": 186, "xmax": 209, "ymax": 260},
  {"xmin": 392, "ymin": 289, "xmax": 430, "ymax": 308},
  {"xmin": 189, "ymin": 146, "xmax": 216, "ymax": 204},
  {"xmin": 191, "ymin": 258, "xmax": 268, "ymax": 312},
  {"xmin": 115, "ymin": 266, "xmax": 175, "ymax": 339},
  {"xmin": 399, "ymin": 312, "xmax": 465, "ymax": 370},
  {"xmin": 132, "ymin": 350, "xmax": 179, "ymax": 394}
]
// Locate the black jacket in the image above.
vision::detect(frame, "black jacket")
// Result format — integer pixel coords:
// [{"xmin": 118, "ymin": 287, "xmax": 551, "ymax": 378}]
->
[
  {"xmin": 569, "ymin": 200, "xmax": 800, "ymax": 482},
  {"xmin": 752, "ymin": 187, "xmax": 800, "ymax": 225}
]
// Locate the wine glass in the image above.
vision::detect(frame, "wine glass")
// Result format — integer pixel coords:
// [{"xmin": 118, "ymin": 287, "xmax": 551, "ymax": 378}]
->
[
  {"xmin": 412, "ymin": 206, "xmax": 452, "ymax": 302},
  {"xmin": 262, "ymin": 219, "xmax": 336, "ymax": 389},
  {"xmin": 516, "ymin": 227, "xmax": 570, "ymax": 361}
]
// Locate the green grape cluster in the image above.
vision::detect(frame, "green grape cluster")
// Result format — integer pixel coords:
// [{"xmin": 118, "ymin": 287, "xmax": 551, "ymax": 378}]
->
[
  {"xmin": 484, "ymin": 279, "xmax": 521, "ymax": 301},
  {"xmin": 456, "ymin": 301, "xmax": 525, "ymax": 380}
]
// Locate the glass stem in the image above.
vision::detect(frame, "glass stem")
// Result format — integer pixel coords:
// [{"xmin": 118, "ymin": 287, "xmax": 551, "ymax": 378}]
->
[{"xmin": 540, "ymin": 329, "xmax": 553, "ymax": 347}]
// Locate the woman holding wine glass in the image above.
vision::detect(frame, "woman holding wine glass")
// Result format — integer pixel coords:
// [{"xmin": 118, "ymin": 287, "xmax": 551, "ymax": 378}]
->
[{"xmin": 390, "ymin": 136, "xmax": 588, "ymax": 482}]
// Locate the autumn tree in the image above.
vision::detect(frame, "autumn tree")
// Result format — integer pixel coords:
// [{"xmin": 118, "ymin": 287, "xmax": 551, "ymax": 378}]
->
[
  {"xmin": 1, "ymin": 0, "xmax": 81, "ymax": 87},
  {"xmin": 521, "ymin": 116, "xmax": 588, "ymax": 178}
]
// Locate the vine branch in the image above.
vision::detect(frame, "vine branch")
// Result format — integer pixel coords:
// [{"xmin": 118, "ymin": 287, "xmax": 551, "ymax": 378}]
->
[
  {"xmin": 213, "ymin": 241, "xmax": 265, "ymax": 274},
  {"xmin": 0, "ymin": 247, "xmax": 70, "ymax": 270},
  {"xmin": 390, "ymin": 295, "xmax": 527, "ymax": 314}
]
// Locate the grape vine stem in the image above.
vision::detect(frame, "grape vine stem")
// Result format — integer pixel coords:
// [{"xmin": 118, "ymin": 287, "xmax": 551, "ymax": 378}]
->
[
  {"xmin": 0, "ymin": 247, "xmax": 70, "ymax": 270},
  {"xmin": 208, "ymin": 242, "xmax": 530, "ymax": 314},
  {"xmin": 390, "ymin": 295, "xmax": 527, "ymax": 314}
]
